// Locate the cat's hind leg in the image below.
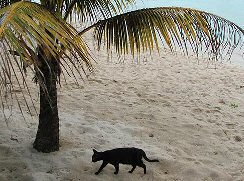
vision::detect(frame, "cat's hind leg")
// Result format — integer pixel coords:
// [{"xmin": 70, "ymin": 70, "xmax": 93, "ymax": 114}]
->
[
  {"xmin": 128, "ymin": 165, "xmax": 136, "ymax": 173},
  {"xmin": 95, "ymin": 161, "xmax": 108, "ymax": 175},
  {"xmin": 137, "ymin": 161, "xmax": 146, "ymax": 174},
  {"xmin": 113, "ymin": 163, "xmax": 119, "ymax": 174}
]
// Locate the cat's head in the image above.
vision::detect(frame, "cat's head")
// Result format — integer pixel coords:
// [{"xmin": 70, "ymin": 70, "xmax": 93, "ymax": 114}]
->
[{"xmin": 92, "ymin": 149, "xmax": 102, "ymax": 162}]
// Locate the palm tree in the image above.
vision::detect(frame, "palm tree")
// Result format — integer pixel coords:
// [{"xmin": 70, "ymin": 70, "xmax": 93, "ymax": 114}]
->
[{"xmin": 0, "ymin": 0, "xmax": 243, "ymax": 153}]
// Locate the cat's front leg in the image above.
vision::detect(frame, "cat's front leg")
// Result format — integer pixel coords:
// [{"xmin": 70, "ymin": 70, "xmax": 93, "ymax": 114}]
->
[
  {"xmin": 95, "ymin": 161, "xmax": 108, "ymax": 175},
  {"xmin": 113, "ymin": 163, "xmax": 119, "ymax": 174},
  {"xmin": 128, "ymin": 165, "xmax": 136, "ymax": 173}
]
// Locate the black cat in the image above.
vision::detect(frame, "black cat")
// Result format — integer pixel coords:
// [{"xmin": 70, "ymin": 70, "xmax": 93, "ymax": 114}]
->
[{"xmin": 92, "ymin": 147, "xmax": 159, "ymax": 175}]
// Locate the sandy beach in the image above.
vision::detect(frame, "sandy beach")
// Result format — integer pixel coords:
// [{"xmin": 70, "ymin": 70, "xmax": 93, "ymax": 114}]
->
[{"xmin": 0, "ymin": 34, "xmax": 244, "ymax": 181}]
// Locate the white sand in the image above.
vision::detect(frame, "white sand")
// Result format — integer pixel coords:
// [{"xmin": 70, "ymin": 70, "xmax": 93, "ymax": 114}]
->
[{"xmin": 0, "ymin": 35, "xmax": 244, "ymax": 181}]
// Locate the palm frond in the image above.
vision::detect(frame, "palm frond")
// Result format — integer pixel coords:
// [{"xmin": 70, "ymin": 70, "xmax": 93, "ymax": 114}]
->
[
  {"xmin": 87, "ymin": 7, "xmax": 244, "ymax": 59},
  {"xmin": 0, "ymin": 1, "xmax": 94, "ymax": 116},
  {"xmin": 62, "ymin": 0, "xmax": 135, "ymax": 23}
]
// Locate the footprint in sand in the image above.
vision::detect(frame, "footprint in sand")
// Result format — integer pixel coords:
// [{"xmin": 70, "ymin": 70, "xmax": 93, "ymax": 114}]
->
[
  {"xmin": 89, "ymin": 79, "xmax": 103, "ymax": 84},
  {"xmin": 234, "ymin": 135, "xmax": 242, "ymax": 142},
  {"xmin": 78, "ymin": 125, "xmax": 98, "ymax": 134},
  {"xmin": 84, "ymin": 94, "xmax": 95, "ymax": 100},
  {"xmin": 225, "ymin": 123, "xmax": 236, "ymax": 129},
  {"xmin": 237, "ymin": 112, "xmax": 244, "ymax": 117},
  {"xmin": 70, "ymin": 150, "xmax": 86, "ymax": 158},
  {"xmin": 64, "ymin": 123, "xmax": 72, "ymax": 128},
  {"xmin": 192, "ymin": 108, "xmax": 204, "ymax": 113}
]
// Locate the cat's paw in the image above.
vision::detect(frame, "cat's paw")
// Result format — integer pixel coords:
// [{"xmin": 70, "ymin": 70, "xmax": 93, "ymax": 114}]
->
[
  {"xmin": 95, "ymin": 172, "xmax": 99, "ymax": 175},
  {"xmin": 114, "ymin": 172, "xmax": 118, "ymax": 175},
  {"xmin": 128, "ymin": 171, "xmax": 133, "ymax": 173}
]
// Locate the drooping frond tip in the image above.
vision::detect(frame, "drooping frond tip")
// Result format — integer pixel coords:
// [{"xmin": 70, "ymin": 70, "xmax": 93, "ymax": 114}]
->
[{"xmin": 90, "ymin": 7, "xmax": 244, "ymax": 60}]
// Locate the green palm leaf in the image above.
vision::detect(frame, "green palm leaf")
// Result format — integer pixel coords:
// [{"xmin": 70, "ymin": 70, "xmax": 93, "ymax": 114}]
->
[
  {"xmin": 39, "ymin": 0, "xmax": 135, "ymax": 21},
  {"xmin": 0, "ymin": 1, "xmax": 94, "ymax": 115},
  {"xmin": 0, "ymin": 1, "xmax": 93, "ymax": 71},
  {"xmin": 62, "ymin": 0, "xmax": 135, "ymax": 22},
  {"xmin": 83, "ymin": 7, "xmax": 244, "ymax": 59}
]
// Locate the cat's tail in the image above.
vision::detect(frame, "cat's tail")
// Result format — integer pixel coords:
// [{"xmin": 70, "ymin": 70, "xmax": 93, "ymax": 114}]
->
[{"xmin": 141, "ymin": 150, "xmax": 159, "ymax": 162}]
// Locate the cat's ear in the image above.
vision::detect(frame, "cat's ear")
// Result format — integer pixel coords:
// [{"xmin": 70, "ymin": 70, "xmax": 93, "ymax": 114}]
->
[{"xmin": 93, "ymin": 149, "xmax": 97, "ymax": 153}]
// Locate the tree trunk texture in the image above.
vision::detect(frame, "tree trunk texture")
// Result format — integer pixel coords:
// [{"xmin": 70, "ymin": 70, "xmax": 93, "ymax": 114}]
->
[{"xmin": 33, "ymin": 48, "xmax": 60, "ymax": 153}]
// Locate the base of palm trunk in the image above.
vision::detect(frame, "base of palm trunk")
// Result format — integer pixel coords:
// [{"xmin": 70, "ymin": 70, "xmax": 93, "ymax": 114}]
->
[
  {"xmin": 33, "ymin": 111, "xmax": 60, "ymax": 153},
  {"xmin": 33, "ymin": 137, "xmax": 59, "ymax": 153},
  {"xmin": 33, "ymin": 112, "xmax": 60, "ymax": 153}
]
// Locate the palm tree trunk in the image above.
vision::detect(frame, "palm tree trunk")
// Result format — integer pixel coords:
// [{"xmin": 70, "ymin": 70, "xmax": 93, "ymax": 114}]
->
[{"xmin": 33, "ymin": 48, "xmax": 60, "ymax": 153}]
